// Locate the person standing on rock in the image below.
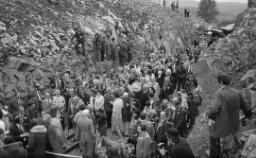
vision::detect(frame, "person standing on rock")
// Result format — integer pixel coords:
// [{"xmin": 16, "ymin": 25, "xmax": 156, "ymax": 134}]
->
[
  {"xmin": 184, "ymin": 8, "xmax": 187, "ymax": 18},
  {"xmin": 193, "ymin": 46, "xmax": 201, "ymax": 63},
  {"xmin": 93, "ymin": 33, "xmax": 101, "ymax": 63},
  {"xmin": 186, "ymin": 9, "xmax": 190, "ymax": 18},
  {"xmin": 126, "ymin": 38, "xmax": 134, "ymax": 63},
  {"xmin": 171, "ymin": 1, "xmax": 176, "ymax": 11},
  {"xmin": 71, "ymin": 27, "xmax": 86, "ymax": 56},
  {"xmin": 100, "ymin": 36, "xmax": 107, "ymax": 62},
  {"xmin": 207, "ymin": 74, "xmax": 252, "ymax": 158},
  {"xmin": 105, "ymin": 36, "xmax": 111, "ymax": 61},
  {"xmin": 119, "ymin": 41, "xmax": 128, "ymax": 66},
  {"xmin": 109, "ymin": 38, "xmax": 117, "ymax": 62},
  {"xmin": 163, "ymin": 0, "xmax": 166, "ymax": 6},
  {"xmin": 33, "ymin": 83, "xmax": 43, "ymax": 117}
]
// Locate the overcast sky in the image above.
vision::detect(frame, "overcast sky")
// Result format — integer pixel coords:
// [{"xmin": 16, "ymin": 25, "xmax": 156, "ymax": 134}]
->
[{"xmin": 193, "ymin": 0, "xmax": 247, "ymax": 3}]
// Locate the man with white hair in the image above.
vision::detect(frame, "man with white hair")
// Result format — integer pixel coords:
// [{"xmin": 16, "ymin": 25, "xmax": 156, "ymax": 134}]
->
[
  {"xmin": 42, "ymin": 114, "xmax": 66, "ymax": 154},
  {"xmin": 75, "ymin": 109, "xmax": 96, "ymax": 158}
]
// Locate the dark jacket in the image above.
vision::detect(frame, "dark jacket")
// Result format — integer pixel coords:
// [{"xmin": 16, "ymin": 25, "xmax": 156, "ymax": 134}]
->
[
  {"xmin": 156, "ymin": 121, "xmax": 174, "ymax": 143},
  {"xmin": 173, "ymin": 107, "xmax": 187, "ymax": 134},
  {"xmin": 9, "ymin": 124, "xmax": 24, "ymax": 142},
  {"xmin": 208, "ymin": 86, "xmax": 252, "ymax": 138},
  {"xmin": 133, "ymin": 98, "xmax": 142, "ymax": 111},
  {"xmin": 135, "ymin": 90, "xmax": 148, "ymax": 111},
  {"xmin": 171, "ymin": 138, "xmax": 195, "ymax": 158},
  {"xmin": 104, "ymin": 93, "xmax": 114, "ymax": 112},
  {"xmin": 122, "ymin": 105, "xmax": 132, "ymax": 122},
  {"xmin": 27, "ymin": 126, "xmax": 48, "ymax": 158},
  {"xmin": 1, "ymin": 142, "xmax": 27, "ymax": 158},
  {"xmin": 187, "ymin": 95, "xmax": 202, "ymax": 117},
  {"xmin": 156, "ymin": 74, "xmax": 165, "ymax": 89},
  {"xmin": 97, "ymin": 112, "xmax": 107, "ymax": 127}
]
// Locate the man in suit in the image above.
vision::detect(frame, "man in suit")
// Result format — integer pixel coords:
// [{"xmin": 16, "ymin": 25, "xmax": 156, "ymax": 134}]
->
[
  {"xmin": 9, "ymin": 115, "xmax": 26, "ymax": 144},
  {"xmin": 172, "ymin": 94, "xmax": 187, "ymax": 137},
  {"xmin": 34, "ymin": 83, "xmax": 43, "ymax": 117},
  {"xmin": 207, "ymin": 74, "xmax": 252, "ymax": 158},
  {"xmin": 75, "ymin": 109, "xmax": 96, "ymax": 158}
]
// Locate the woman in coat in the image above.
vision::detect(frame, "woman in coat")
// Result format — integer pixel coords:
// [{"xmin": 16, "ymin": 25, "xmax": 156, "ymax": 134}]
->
[
  {"xmin": 136, "ymin": 124, "xmax": 152, "ymax": 158},
  {"xmin": 111, "ymin": 92, "xmax": 125, "ymax": 139}
]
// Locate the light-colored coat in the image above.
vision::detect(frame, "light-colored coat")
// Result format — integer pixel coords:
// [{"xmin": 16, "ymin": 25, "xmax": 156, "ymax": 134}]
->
[
  {"xmin": 75, "ymin": 115, "xmax": 95, "ymax": 143},
  {"xmin": 48, "ymin": 118, "xmax": 66, "ymax": 153}
]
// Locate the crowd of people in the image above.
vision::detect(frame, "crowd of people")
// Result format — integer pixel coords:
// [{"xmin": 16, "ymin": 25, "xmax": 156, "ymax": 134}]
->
[
  {"xmin": 0, "ymin": 25, "xmax": 254, "ymax": 158},
  {"xmin": 72, "ymin": 26, "xmax": 135, "ymax": 67},
  {"xmin": 0, "ymin": 35, "xmax": 204, "ymax": 158}
]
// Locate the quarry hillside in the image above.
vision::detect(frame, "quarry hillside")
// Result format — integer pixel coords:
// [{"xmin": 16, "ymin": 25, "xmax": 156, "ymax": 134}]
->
[
  {"xmin": 0, "ymin": 0, "xmax": 197, "ymax": 99},
  {"xmin": 1, "ymin": 0, "xmax": 256, "ymax": 157}
]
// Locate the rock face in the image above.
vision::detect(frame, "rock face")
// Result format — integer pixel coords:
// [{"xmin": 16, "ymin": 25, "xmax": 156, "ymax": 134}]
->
[
  {"xmin": 0, "ymin": 0, "xmax": 196, "ymax": 106},
  {"xmin": 202, "ymin": 8, "xmax": 256, "ymax": 76},
  {"xmin": 188, "ymin": 7, "xmax": 256, "ymax": 157}
]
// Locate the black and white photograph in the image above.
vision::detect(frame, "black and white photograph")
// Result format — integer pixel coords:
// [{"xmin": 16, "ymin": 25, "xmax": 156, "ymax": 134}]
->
[{"xmin": 0, "ymin": 0, "xmax": 255, "ymax": 158}]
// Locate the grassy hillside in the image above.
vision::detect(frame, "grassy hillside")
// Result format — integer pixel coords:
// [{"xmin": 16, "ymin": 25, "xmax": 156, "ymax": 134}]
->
[{"xmin": 179, "ymin": 0, "xmax": 247, "ymax": 22}]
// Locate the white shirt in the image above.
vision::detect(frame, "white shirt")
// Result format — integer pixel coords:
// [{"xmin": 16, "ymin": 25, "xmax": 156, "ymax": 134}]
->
[
  {"xmin": 180, "ymin": 92, "xmax": 188, "ymax": 109},
  {"xmin": 0, "ymin": 120, "xmax": 5, "ymax": 132},
  {"xmin": 128, "ymin": 81, "xmax": 141, "ymax": 93},
  {"xmin": 89, "ymin": 95, "xmax": 104, "ymax": 111},
  {"xmin": 16, "ymin": 123, "xmax": 24, "ymax": 133},
  {"xmin": 112, "ymin": 98, "xmax": 123, "ymax": 114}
]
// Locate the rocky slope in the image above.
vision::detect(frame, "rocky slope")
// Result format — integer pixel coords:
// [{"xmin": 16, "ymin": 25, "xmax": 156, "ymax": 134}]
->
[
  {"xmin": 1, "ymin": 0, "xmax": 256, "ymax": 157},
  {"xmin": 0, "ymin": 0, "xmax": 196, "ymax": 107},
  {"xmin": 188, "ymin": 7, "xmax": 256, "ymax": 157}
]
